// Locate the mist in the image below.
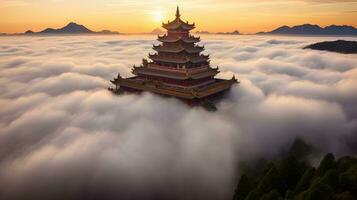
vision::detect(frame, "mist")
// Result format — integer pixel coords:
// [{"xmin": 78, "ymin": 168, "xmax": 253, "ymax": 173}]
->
[{"xmin": 0, "ymin": 35, "xmax": 356, "ymax": 200}]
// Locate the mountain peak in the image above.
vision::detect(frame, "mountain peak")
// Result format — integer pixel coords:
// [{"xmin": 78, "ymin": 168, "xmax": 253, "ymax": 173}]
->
[
  {"xmin": 299, "ymin": 23, "xmax": 319, "ymax": 27},
  {"xmin": 64, "ymin": 22, "xmax": 84, "ymax": 28},
  {"xmin": 25, "ymin": 30, "xmax": 34, "ymax": 34},
  {"xmin": 38, "ymin": 22, "xmax": 93, "ymax": 34},
  {"xmin": 67, "ymin": 22, "xmax": 79, "ymax": 26}
]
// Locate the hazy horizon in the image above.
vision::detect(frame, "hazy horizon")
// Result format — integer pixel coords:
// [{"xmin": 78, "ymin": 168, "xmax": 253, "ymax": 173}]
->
[
  {"xmin": 1, "ymin": 0, "xmax": 357, "ymax": 34},
  {"xmin": 2, "ymin": 21, "xmax": 357, "ymax": 35}
]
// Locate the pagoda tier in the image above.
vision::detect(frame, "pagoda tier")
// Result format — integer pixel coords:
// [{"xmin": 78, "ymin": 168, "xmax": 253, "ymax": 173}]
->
[
  {"xmin": 109, "ymin": 6, "xmax": 239, "ymax": 104},
  {"xmin": 111, "ymin": 74, "xmax": 237, "ymax": 100},
  {"xmin": 158, "ymin": 35, "xmax": 200, "ymax": 43},
  {"xmin": 149, "ymin": 53, "xmax": 209, "ymax": 65},
  {"xmin": 162, "ymin": 20, "xmax": 195, "ymax": 31},
  {"xmin": 132, "ymin": 65, "xmax": 219, "ymax": 80},
  {"xmin": 153, "ymin": 44, "xmax": 204, "ymax": 54},
  {"xmin": 162, "ymin": 6, "xmax": 195, "ymax": 31}
]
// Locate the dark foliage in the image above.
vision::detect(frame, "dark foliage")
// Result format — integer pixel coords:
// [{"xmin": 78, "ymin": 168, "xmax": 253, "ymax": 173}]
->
[
  {"xmin": 232, "ymin": 140, "xmax": 357, "ymax": 200},
  {"xmin": 314, "ymin": 153, "xmax": 336, "ymax": 178},
  {"xmin": 200, "ymin": 100, "xmax": 217, "ymax": 112},
  {"xmin": 336, "ymin": 192, "xmax": 354, "ymax": 200},
  {"xmin": 233, "ymin": 175, "xmax": 252, "ymax": 200}
]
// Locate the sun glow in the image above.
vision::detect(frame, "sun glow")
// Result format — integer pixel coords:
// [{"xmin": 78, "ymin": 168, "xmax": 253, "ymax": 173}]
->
[{"xmin": 153, "ymin": 11, "xmax": 163, "ymax": 23}]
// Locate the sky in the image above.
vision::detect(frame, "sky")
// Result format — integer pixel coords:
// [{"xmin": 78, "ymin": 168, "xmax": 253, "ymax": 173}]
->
[
  {"xmin": 0, "ymin": 34, "xmax": 357, "ymax": 199},
  {"xmin": 1, "ymin": 0, "xmax": 357, "ymax": 34}
]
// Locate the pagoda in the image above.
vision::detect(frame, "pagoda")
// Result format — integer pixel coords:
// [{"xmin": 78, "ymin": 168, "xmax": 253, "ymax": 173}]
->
[{"xmin": 110, "ymin": 7, "xmax": 238, "ymax": 104}]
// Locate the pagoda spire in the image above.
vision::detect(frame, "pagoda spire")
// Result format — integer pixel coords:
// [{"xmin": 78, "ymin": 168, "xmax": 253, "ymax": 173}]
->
[{"xmin": 176, "ymin": 6, "xmax": 181, "ymax": 18}]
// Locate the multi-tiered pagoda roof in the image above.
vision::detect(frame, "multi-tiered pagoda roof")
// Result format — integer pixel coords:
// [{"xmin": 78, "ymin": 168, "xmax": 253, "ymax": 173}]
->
[
  {"xmin": 110, "ymin": 6, "xmax": 238, "ymax": 104},
  {"xmin": 162, "ymin": 7, "xmax": 195, "ymax": 31}
]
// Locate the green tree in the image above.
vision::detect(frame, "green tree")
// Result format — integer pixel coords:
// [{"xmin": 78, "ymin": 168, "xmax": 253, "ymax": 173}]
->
[
  {"xmin": 232, "ymin": 151, "xmax": 357, "ymax": 200},
  {"xmin": 336, "ymin": 156, "xmax": 357, "ymax": 175},
  {"xmin": 336, "ymin": 192, "xmax": 354, "ymax": 200},
  {"xmin": 301, "ymin": 182, "xmax": 335, "ymax": 200},
  {"xmin": 293, "ymin": 167, "xmax": 315, "ymax": 194},
  {"xmin": 278, "ymin": 155, "xmax": 306, "ymax": 193},
  {"xmin": 256, "ymin": 165, "xmax": 281, "ymax": 196},
  {"xmin": 285, "ymin": 189, "xmax": 295, "ymax": 199},
  {"xmin": 339, "ymin": 165, "xmax": 357, "ymax": 196},
  {"xmin": 233, "ymin": 174, "xmax": 253, "ymax": 200},
  {"xmin": 315, "ymin": 153, "xmax": 336, "ymax": 178},
  {"xmin": 261, "ymin": 190, "xmax": 282, "ymax": 200},
  {"xmin": 320, "ymin": 169, "xmax": 339, "ymax": 189},
  {"xmin": 245, "ymin": 190, "xmax": 259, "ymax": 200}
]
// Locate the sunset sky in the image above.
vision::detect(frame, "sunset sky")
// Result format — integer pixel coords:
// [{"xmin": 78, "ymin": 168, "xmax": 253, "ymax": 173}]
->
[{"xmin": 1, "ymin": 0, "xmax": 357, "ymax": 34}]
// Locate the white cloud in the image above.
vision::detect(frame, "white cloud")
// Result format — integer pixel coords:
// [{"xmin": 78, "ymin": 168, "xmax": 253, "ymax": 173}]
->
[{"xmin": 0, "ymin": 35, "xmax": 356, "ymax": 200}]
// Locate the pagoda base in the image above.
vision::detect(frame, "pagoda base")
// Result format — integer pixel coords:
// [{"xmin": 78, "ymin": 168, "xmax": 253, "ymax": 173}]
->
[{"xmin": 109, "ymin": 76, "xmax": 238, "ymax": 106}]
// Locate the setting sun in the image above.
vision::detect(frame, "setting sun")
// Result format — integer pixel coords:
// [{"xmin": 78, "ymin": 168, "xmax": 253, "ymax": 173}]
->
[{"xmin": 153, "ymin": 10, "xmax": 163, "ymax": 23}]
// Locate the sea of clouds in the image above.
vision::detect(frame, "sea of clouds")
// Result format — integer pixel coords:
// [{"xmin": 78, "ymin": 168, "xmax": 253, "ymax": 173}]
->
[{"xmin": 0, "ymin": 34, "xmax": 356, "ymax": 200}]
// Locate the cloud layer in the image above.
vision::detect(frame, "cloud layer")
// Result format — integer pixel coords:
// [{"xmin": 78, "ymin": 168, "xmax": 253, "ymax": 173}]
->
[{"xmin": 0, "ymin": 35, "xmax": 357, "ymax": 200}]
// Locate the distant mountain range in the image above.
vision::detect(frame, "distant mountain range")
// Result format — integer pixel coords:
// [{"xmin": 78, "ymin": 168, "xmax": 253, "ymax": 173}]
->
[
  {"xmin": 217, "ymin": 30, "xmax": 240, "ymax": 35},
  {"xmin": 304, "ymin": 40, "xmax": 357, "ymax": 54},
  {"xmin": 195, "ymin": 31, "xmax": 211, "ymax": 34},
  {"xmin": 25, "ymin": 22, "xmax": 119, "ymax": 35},
  {"xmin": 19, "ymin": 22, "xmax": 119, "ymax": 35},
  {"xmin": 1, "ymin": 23, "xmax": 357, "ymax": 36},
  {"xmin": 195, "ymin": 30, "xmax": 240, "ymax": 35},
  {"xmin": 258, "ymin": 24, "xmax": 357, "ymax": 35}
]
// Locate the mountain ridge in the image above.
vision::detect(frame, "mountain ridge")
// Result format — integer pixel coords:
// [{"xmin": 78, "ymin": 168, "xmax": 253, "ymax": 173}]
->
[
  {"xmin": 2, "ymin": 23, "xmax": 357, "ymax": 36},
  {"xmin": 259, "ymin": 24, "xmax": 357, "ymax": 35},
  {"xmin": 304, "ymin": 40, "xmax": 357, "ymax": 54},
  {"xmin": 25, "ymin": 22, "xmax": 120, "ymax": 35}
]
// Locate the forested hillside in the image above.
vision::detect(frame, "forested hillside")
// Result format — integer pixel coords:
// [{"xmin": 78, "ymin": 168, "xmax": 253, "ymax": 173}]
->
[{"xmin": 233, "ymin": 140, "xmax": 357, "ymax": 200}]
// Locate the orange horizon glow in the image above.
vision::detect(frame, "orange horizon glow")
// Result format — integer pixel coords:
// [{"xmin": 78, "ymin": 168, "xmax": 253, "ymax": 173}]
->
[{"xmin": 1, "ymin": 0, "xmax": 357, "ymax": 34}]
